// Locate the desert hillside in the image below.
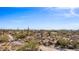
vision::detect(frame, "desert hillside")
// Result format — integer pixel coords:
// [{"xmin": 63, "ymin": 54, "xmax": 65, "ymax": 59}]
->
[{"xmin": 0, "ymin": 29, "xmax": 79, "ymax": 51}]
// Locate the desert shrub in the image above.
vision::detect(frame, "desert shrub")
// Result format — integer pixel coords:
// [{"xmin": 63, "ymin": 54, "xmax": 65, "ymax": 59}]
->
[
  {"xmin": 0, "ymin": 34, "xmax": 9, "ymax": 42},
  {"xmin": 13, "ymin": 31, "xmax": 27, "ymax": 40},
  {"xmin": 26, "ymin": 31, "xmax": 34, "ymax": 36},
  {"xmin": 56, "ymin": 37, "xmax": 70, "ymax": 48},
  {"xmin": 17, "ymin": 39, "xmax": 39, "ymax": 51},
  {"xmin": 75, "ymin": 43, "xmax": 79, "ymax": 49},
  {"xmin": 70, "ymin": 40, "xmax": 79, "ymax": 49}
]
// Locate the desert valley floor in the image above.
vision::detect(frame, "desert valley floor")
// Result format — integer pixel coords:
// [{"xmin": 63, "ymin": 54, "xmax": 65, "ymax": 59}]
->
[{"xmin": 0, "ymin": 29, "xmax": 79, "ymax": 51}]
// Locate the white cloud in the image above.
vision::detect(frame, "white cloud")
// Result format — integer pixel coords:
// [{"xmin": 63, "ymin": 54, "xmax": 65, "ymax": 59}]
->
[
  {"xmin": 46, "ymin": 7, "xmax": 79, "ymax": 17},
  {"xmin": 64, "ymin": 8, "xmax": 79, "ymax": 17}
]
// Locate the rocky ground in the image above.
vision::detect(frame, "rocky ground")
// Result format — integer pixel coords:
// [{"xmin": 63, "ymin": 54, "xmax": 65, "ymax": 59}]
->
[{"xmin": 0, "ymin": 29, "xmax": 79, "ymax": 51}]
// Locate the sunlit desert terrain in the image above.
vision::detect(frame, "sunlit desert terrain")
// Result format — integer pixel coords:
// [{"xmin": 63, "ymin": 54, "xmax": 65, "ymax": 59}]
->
[{"xmin": 0, "ymin": 29, "xmax": 79, "ymax": 51}]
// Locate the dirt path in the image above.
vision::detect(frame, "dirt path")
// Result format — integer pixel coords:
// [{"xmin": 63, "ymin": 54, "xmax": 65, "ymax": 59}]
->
[
  {"xmin": 38, "ymin": 45, "xmax": 76, "ymax": 51},
  {"xmin": 8, "ymin": 34, "xmax": 14, "ymax": 41},
  {"xmin": 39, "ymin": 45, "xmax": 58, "ymax": 51}
]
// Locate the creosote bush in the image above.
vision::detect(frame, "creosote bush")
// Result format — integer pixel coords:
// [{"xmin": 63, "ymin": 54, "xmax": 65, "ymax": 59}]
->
[
  {"xmin": 13, "ymin": 31, "xmax": 27, "ymax": 40},
  {"xmin": 0, "ymin": 34, "xmax": 9, "ymax": 42},
  {"xmin": 17, "ymin": 39, "xmax": 39, "ymax": 51},
  {"xmin": 70, "ymin": 40, "xmax": 79, "ymax": 49},
  {"xmin": 56, "ymin": 37, "xmax": 70, "ymax": 48}
]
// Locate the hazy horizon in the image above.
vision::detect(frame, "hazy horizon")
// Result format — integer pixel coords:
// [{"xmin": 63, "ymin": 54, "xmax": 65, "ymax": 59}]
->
[{"xmin": 0, "ymin": 7, "xmax": 79, "ymax": 30}]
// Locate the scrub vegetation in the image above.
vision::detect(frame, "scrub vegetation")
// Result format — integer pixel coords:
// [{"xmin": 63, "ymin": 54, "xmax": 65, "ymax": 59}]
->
[{"xmin": 0, "ymin": 29, "xmax": 79, "ymax": 51}]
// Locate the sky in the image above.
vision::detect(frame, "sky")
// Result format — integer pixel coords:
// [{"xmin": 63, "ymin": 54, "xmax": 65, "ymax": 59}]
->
[{"xmin": 0, "ymin": 7, "xmax": 79, "ymax": 30}]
